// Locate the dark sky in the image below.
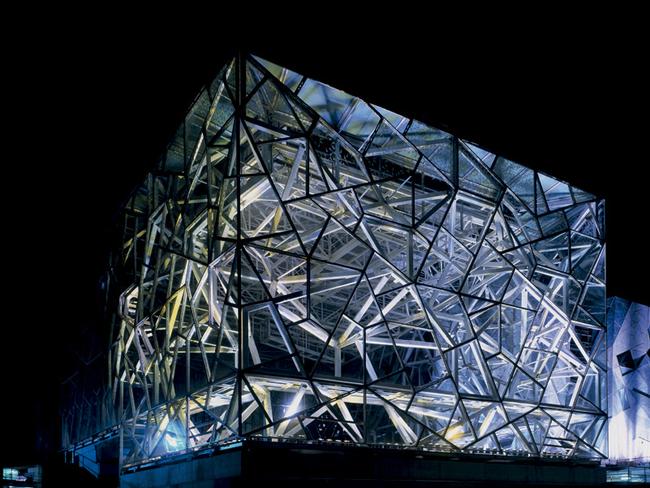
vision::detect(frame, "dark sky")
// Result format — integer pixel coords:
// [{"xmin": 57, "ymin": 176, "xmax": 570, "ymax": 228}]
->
[{"xmin": 4, "ymin": 20, "xmax": 648, "ymax": 467}]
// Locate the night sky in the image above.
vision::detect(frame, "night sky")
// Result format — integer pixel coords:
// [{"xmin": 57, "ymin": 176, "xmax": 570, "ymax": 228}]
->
[{"xmin": 4, "ymin": 21, "xmax": 648, "ymax": 468}]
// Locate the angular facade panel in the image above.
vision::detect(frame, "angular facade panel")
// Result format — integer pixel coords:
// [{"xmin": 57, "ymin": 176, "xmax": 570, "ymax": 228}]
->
[
  {"xmin": 607, "ymin": 297, "xmax": 650, "ymax": 463},
  {"xmin": 109, "ymin": 55, "xmax": 607, "ymax": 465}
]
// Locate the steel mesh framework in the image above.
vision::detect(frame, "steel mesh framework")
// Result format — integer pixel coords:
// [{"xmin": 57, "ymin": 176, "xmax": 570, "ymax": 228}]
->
[{"xmin": 108, "ymin": 54, "xmax": 607, "ymax": 465}]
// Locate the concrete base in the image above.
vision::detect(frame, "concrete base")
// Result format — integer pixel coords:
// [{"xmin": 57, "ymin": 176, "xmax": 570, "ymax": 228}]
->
[{"xmin": 120, "ymin": 440, "xmax": 607, "ymax": 487}]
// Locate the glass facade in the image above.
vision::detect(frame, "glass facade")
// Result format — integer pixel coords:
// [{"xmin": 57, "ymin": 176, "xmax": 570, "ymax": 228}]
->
[{"xmin": 107, "ymin": 55, "xmax": 607, "ymax": 465}]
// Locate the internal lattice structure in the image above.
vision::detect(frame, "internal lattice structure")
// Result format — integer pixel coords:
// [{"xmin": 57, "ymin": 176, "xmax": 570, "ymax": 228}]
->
[{"xmin": 110, "ymin": 54, "xmax": 607, "ymax": 465}]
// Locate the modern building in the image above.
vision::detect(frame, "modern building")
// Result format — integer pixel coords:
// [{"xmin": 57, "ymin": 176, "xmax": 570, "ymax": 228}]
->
[
  {"xmin": 605, "ymin": 297, "xmax": 649, "ymax": 483},
  {"xmin": 63, "ymin": 53, "xmax": 615, "ymax": 486}
]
